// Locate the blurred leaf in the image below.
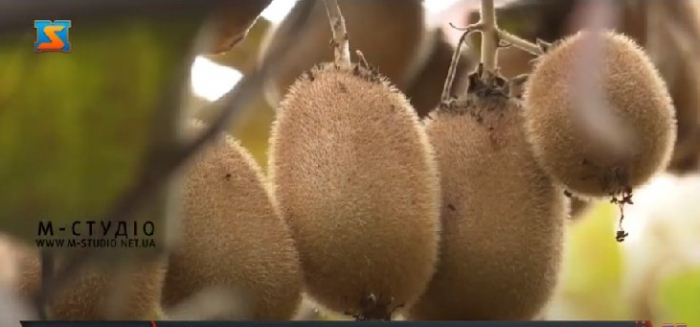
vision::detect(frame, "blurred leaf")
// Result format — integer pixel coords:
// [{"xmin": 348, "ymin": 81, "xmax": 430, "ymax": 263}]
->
[
  {"xmin": 196, "ymin": 92, "xmax": 272, "ymax": 171},
  {"xmin": 564, "ymin": 203, "xmax": 624, "ymax": 293},
  {"xmin": 230, "ymin": 94, "xmax": 274, "ymax": 170},
  {"xmin": 205, "ymin": 0, "xmax": 273, "ymax": 54},
  {"xmin": 655, "ymin": 268, "xmax": 700, "ymax": 326},
  {"xmin": 558, "ymin": 203, "xmax": 627, "ymax": 318},
  {"xmin": 0, "ymin": 14, "xmax": 205, "ymax": 251},
  {"xmin": 206, "ymin": 18, "xmax": 272, "ymax": 73},
  {"xmin": 196, "ymin": 18, "xmax": 274, "ymax": 170}
]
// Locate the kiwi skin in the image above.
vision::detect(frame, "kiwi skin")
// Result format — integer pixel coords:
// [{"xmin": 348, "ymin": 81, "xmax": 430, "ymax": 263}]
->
[
  {"xmin": 6, "ymin": 239, "xmax": 166, "ymax": 320},
  {"xmin": 652, "ymin": 0, "xmax": 700, "ymax": 174},
  {"xmin": 162, "ymin": 121, "xmax": 303, "ymax": 320},
  {"xmin": 260, "ymin": 0, "xmax": 425, "ymax": 108},
  {"xmin": 269, "ymin": 62, "xmax": 441, "ymax": 318},
  {"xmin": 408, "ymin": 81, "xmax": 567, "ymax": 320},
  {"xmin": 523, "ymin": 30, "xmax": 676, "ymax": 198},
  {"xmin": 569, "ymin": 197, "xmax": 591, "ymax": 221}
]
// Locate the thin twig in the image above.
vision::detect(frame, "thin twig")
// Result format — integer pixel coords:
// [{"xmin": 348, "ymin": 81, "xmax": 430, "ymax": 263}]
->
[
  {"xmin": 442, "ymin": 23, "xmax": 483, "ymax": 101},
  {"xmin": 479, "ymin": 0, "xmax": 498, "ymax": 73},
  {"xmin": 497, "ymin": 29, "xmax": 543, "ymax": 56},
  {"xmin": 35, "ymin": 0, "xmax": 317, "ymax": 309},
  {"xmin": 323, "ymin": 0, "xmax": 351, "ymax": 68}
]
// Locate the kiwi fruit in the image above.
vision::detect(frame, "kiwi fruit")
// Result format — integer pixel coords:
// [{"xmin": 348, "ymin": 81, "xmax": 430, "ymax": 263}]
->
[
  {"xmin": 498, "ymin": 1, "xmax": 698, "ymax": 176},
  {"xmin": 645, "ymin": 0, "xmax": 700, "ymax": 174},
  {"xmin": 404, "ymin": 29, "xmax": 476, "ymax": 117},
  {"xmin": 161, "ymin": 121, "xmax": 303, "ymax": 320},
  {"xmin": 408, "ymin": 65, "xmax": 567, "ymax": 320},
  {"xmin": 269, "ymin": 59, "xmax": 441, "ymax": 319},
  {"xmin": 268, "ymin": 6, "xmax": 441, "ymax": 315},
  {"xmin": 522, "ymin": 30, "xmax": 676, "ymax": 198},
  {"xmin": 259, "ymin": 0, "xmax": 426, "ymax": 108},
  {"xmin": 568, "ymin": 197, "xmax": 589, "ymax": 220},
  {"xmin": 5, "ymin": 238, "xmax": 166, "ymax": 320}
]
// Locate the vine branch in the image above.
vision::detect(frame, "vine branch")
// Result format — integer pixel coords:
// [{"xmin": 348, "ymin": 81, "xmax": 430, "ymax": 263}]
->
[
  {"xmin": 497, "ymin": 29, "xmax": 544, "ymax": 56},
  {"xmin": 480, "ymin": 0, "xmax": 498, "ymax": 74},
  {"xmin": 446, "ymin": 0, "xmax": 544, "ymax": 86},
  {"xmin": 442, "ymin": 23, "xmax": 482, "ymax": 101}
]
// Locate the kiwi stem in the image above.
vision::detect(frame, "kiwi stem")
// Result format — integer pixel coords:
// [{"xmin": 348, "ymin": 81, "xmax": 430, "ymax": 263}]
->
[
  {"xmin": 497, "ymin": 29, "xmax": 544, "ymax": 56},
  {"xmin": 323, "ymin": 0, "xmax": 352, "ymax": 68},
  {"xmin": 442, "ymin": 23, "xmax": 483, "ymax": 101},
  {"xmin": 479, "ymin": 0, "xmax": 498, "ymax": 74}
]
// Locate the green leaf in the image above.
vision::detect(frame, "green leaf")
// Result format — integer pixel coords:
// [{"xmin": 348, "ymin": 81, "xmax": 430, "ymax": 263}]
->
[
  {"xmin": 557, "ymin": 203, "xmax": 627, "ymax": 318},
  {"xmin": 655, "ymin": 267, "xmax": 700, "ymax": 326},
  {"xmin": 563, "ymin": 203, "xmax": 624, "ymax": 293},
  {"xmin": 0, "ymin": 14, "xmax": 204, "ymax": 253}
]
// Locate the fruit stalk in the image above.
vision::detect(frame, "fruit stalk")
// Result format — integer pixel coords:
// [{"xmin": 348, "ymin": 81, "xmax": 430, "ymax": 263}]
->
[
  {"xmin": 323, "ymin": 0, "xmax": 352, "ymax": 68},
  {"xmin": 479, "ymin": 0, "xmax": 498, "ymax": 73},
  {"xmin": 497, "ymin": 29, "xmax": 544, "ymax": 56},
  {"xmin": 442, "ymin": 23, "xmax": 481, "ymax": 101}
]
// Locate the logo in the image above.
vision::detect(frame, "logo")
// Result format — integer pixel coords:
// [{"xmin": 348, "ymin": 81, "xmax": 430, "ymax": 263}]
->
[{"xmin": 34, "ymin": 20, "xmax": 71, "ymax": 52}]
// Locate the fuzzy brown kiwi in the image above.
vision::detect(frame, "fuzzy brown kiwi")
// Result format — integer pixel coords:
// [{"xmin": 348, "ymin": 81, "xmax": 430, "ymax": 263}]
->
[
  {"xmin": 6, "ymin": 239, "xmax": 166, "ymax": 320},
  {"xmin": 522, "ymin": 30, "xmax": 676, "ymax": 198},
  {"xmin": 268, "ymin": 56, "xmax": 441, "ymax": 320},
  {"xmin": 268, "ymin": 1, "xmax": 440, "ymax": 318},
  {"xmin": 408, "ymin": 66, "xmax": 567, "ymax": 320},
  {"xmin": 487, "ymin": 0, "xmax": 699, "ymax": 175},
  {"xmin": 648, "ymin": 0, "xmax": 700, "ymax": 174},
  {"xmin": 404, "ymin": 29, "xmax": 476, "ymax": 117},
  {"xmin": 260, "ymin": 0, "xmax": 426, "ymax": 108},
  {"xmin": 569, "ymin": 197, "xmax": 591, "ymax": 221},
  {"xmin": 162, "ymin": 120, "xmax": 303, "ymax": 320}
]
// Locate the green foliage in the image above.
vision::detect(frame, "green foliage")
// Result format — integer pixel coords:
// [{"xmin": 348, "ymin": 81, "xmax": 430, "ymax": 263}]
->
[
  {"xmin": 0, "ymin": 16, "xmax": 203, "ymax": 250},
  {"xmin": 558, "ymin": 203, "xmax": 628, "ymax": 319},
  {"xmin": 655, "ymin": 268, "xmax": 700, "ymax": 326}
]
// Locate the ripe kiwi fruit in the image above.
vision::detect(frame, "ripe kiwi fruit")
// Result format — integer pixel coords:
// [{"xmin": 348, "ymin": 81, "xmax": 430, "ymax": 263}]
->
[
  {"xmin": 645, "ymin": 0, "xmax": 700, "ymax": 173},
  {"xmin": 162, "ymin": 120, "xmax": 303, "ymax": 320},
  {"xmin": 486, "ymin": 0, "xmax": 699, "ymax": 175},
  {"xmin": 269, "ymin": 59, "xmax": 441, "ymax": 319},
  {"xmin": 259, "ymin": 0, "xmax": 426, "ymax": 108},
  {"xmin": 522, "ymin": 30, "xmax": 676, "ymax": 198},
  {"xmin": 404, "ymin": 29, "xmax": 476, "ymax": 118},
  {"xmin": 408, "ymin": 65, "xmax": 567, "ymax": 320},
  {"xmin": 268, "ymin": 2, "xmax": 440, "ymax": 318},
  {"xmin": 5, "ymin": 238, "xmax": 166, "ymax": 320},
  {"xmin": 569, "ymin": 197, "xmax": 591, "ymax": 221}
]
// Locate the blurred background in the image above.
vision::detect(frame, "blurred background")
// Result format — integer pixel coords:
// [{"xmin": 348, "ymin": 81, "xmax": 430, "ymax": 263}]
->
[{"xmin": 1, "ymin": 0, "xmax": 699, "ymax": 324}]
